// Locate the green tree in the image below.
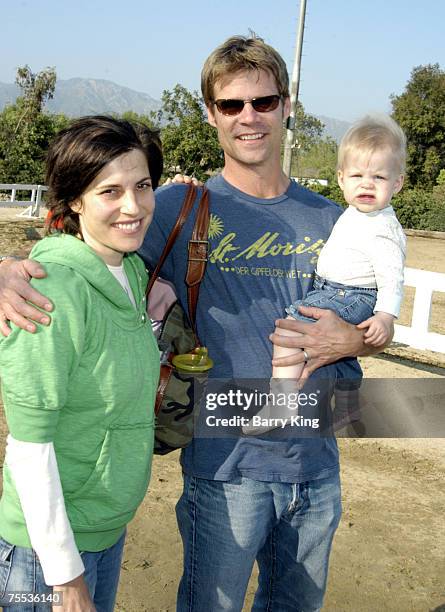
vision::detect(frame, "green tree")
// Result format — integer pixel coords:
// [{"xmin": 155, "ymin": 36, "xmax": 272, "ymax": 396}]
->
[
  {"xmin": 156, "ymin": 84, "xmax": 223, "ymax": 181},
  {"xmin": 291, "ymin": 135, "xmax": 346, "ymax": 205},
  {"xmin": 119, "ymin": 110, "xmax": 157, "ymax": 130},
  {"xmin": 391, "ymin": 63, "xmax": 445, "ymax": 189},
  {"xmin": 436, "ymin": 168, "xmax": 445, "ymax": 186},
  {"xmin": 429, "ymin": 172, "xmax": 445, "ymax": 231},
  {"xmin": 291, "ymin": 101, "xmax": 325, "ymax": 152},
  {"xmin": 391, "ymin": 188, "xmax": 433, "ymax": 229},
  {"xmin": 14, "ymin": 65, "xmax": 56, "ymax": 135},
  {"xmin": 0, "ymin": 66, "xmax": 68, "ymax": 184},
  {"xmin": 294, "ymin": 137, "xmax": 336, "ymax": 178},
  {"xmin": 288, "ymin": 103, "xmax": 325, "ymax": 177}
]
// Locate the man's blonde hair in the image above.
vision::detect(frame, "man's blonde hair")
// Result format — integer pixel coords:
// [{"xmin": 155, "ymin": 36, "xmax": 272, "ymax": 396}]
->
[
  {"xmin": 338, "ymin": 114, "xmax": 407, "ymax": 174},
  {"xmin": 201, "ymin": 35, "xmax": 289, "ymax": 106}
]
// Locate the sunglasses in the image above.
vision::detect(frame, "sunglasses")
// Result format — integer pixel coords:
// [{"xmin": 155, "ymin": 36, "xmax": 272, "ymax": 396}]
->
[{"xmin": 213, "ymin": 94, "xmax": 282, "ymax": 116}]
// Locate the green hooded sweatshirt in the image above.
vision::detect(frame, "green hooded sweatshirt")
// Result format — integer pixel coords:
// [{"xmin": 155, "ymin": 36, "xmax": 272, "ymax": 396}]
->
[{"xmin": 0, "ymin": 234, "xmax": 159, "ymax": 551}]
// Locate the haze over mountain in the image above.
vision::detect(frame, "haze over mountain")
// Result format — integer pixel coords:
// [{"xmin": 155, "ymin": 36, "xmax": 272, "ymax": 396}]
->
[
  {"xmin": 317, "ymin": 115, "xmax": 351, "ymax": 143},
  {"xmin": 0, "ymin": 77, "xmax": 350, "ymax": 141}
]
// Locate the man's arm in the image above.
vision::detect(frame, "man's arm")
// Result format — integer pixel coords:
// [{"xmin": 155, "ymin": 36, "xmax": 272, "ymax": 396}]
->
[
  {"xmin": 0, "ymin": 258, "xmax": 52, "ymax": 336},
  {"xmin": 0, "ymin": 177, "xmax": 196, "ymax": 338},
  {"xmin": 270, "ymin": 305, "xmax": 393, "ymax": 386}
]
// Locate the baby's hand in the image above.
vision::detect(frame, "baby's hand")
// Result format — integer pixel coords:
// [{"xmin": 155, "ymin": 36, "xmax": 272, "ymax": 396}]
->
[{"xmin": 357, "ymin": 312, "xmax": 395, "ymax": 346}]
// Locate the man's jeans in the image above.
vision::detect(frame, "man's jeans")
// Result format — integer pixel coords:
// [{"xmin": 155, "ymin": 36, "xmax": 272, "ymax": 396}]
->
[
  {"xmin": 0, "ymin": 531, "xmax": 125, "ymax": 612},
  {"xmin": 176, "ymin": 473, "xmax": 341, "ymax": 612}
]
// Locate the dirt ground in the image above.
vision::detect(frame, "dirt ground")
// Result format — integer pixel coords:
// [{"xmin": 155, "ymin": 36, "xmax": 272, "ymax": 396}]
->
[{"xmin": 0, "ymin": 216, "xmax": 444, "ymax": 612}]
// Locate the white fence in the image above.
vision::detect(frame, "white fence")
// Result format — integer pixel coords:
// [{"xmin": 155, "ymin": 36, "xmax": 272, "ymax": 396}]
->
[
  {"xmin": 0, "ymin": 184, "xmax": 47, "ymax": 217},
  {"xmin": 394, "ymin": 267, "xmax": 445, "ymax": 353}
]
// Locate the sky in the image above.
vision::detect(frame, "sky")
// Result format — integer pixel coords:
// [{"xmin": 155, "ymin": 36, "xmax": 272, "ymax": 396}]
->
[{"xmin": 2, "ymin": 0, "xmax": 445, "ymax": 122}]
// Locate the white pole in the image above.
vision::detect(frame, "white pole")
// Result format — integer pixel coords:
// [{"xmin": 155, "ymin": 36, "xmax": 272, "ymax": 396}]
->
[{"xmin": 282, "ymin": 0, "xmax": 307, "ymax": 177}]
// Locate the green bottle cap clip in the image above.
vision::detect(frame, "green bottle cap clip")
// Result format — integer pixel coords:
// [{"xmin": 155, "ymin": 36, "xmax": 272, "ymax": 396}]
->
[{"xmin": 172, "ymin": 347, "xmax": 214, "ymax": 372}]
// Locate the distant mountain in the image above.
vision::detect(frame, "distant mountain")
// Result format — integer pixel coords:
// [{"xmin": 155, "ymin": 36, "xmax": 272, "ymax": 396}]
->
[
  {"xmin": 0, "ymin": 82, "xmax": 18, "ymax": 109},
  {"xmin": 0, "ymin": 77, "xmax": 349, "ymax": 140},
  {"xmin": 0, "ymin": 77, "xmax": 161, "ymax": 117},
  {"xmin": 318, "ymin": 115, "xmax": 351, "ymax": 143}
]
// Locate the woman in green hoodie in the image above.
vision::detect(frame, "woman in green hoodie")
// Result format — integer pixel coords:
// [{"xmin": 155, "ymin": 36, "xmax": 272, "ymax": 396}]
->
[{"xmin": 0, "ymin": 116, "xmax": 162, "ymax": 611}]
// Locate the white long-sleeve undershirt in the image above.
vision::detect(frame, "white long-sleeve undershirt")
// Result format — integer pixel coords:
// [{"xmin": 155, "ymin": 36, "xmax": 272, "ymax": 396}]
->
[{"xmin": 5, "ymin": 435, "xmax": 84, "ymax": 586}]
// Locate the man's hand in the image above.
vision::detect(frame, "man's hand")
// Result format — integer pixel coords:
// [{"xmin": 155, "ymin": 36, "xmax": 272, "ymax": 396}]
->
[
  {"xmin": 54, "ymin": 574, "xmax": 95, "ymax": 611},
  {"xmin": 163, "ymin": 174, "xmax": 202, "ymax": 186},
  {"xmin": 0, "ymin": 258, "xmax": 52, "ymax": 336},
  {"xmin": 270, "ymin": 305, "xmax": 392, "ymax": 387},
  {"xmin": 357, "ymin": 312, "xmax": 395, "ymax": 346}
]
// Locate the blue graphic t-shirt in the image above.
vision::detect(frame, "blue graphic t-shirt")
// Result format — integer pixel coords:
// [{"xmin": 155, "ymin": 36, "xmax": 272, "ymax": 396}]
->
[{"xmin": 140, "ymin": 174, "xmax": 347, "ymax": 483}]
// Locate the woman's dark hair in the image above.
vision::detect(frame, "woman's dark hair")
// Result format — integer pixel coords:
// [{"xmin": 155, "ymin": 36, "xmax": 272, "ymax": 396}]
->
[{"xmin": 45, "ymin": 115, "xmax": 163, "ymax": 235}]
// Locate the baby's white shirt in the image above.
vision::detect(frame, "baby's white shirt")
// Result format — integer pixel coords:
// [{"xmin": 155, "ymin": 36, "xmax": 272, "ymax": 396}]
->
[{"xmin": 316, "ymin": 205, "xmax": 406, "ymax": 317}]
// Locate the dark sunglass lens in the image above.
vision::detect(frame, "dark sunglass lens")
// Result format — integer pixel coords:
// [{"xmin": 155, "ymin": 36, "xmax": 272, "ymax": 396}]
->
[
  {"xmin": 252, "ymin": 95, "xmax": 280, "ymax": 112},
  {"xmin": 217, "ymin": 99, "xmax": 244, "ymax": 115}
]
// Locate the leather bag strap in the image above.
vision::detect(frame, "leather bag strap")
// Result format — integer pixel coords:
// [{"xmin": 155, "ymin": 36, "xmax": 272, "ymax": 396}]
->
[
  {"xmin": 186, "ymin": 188, "xmax": 209, "ymax": 341},
  {"xmin": 146, "ymin": 183, "xmax": 197, "ymax": 294},
  {"xmin": 146, "ymin": 184, "xmax": 210, "ymax": 344}
]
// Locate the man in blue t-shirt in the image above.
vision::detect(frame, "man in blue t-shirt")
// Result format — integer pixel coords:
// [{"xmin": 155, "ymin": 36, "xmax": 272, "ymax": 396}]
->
[
  {"xmin": 0, "ymin": 36, "xmax": 391, "ymax": 612},
  {"xmin": 142, "ymin": 36, "xmax": 388, "ymax": 612}
]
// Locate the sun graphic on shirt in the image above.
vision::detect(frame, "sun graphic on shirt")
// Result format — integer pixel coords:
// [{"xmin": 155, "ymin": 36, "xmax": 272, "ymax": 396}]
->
[{"xmin": 208, "ymin": 214, "xmax": 224, "ymax": 239}]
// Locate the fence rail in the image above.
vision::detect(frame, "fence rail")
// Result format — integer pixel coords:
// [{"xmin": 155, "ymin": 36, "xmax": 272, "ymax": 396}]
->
[
  {"xmin": 0, "ymin": 184, "xmax": 47, "ymax": 217},
  {"xmin": 394, "ymin": 267, "xmax": 445, "ymax": 353}
]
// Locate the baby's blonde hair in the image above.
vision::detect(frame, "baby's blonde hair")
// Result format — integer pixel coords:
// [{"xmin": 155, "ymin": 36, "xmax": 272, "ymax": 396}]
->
[{"xmin": 338, "ymin": 114, "xmax": 407, "ymax": 174}]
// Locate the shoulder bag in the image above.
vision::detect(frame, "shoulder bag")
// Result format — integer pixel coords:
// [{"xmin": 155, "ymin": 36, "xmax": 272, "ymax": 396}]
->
[{"xmin": 146, "ymin": 184, "xmax": 212, "ymax": 455}]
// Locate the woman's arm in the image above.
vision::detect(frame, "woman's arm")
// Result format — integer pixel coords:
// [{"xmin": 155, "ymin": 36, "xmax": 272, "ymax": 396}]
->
[
  {"xmin": 1, "ymin": 266, "xmax": 95, "ymax": 608},
  {"xmin": 6, "ymin": 437, "xmax": 95, "ymax": 610},
  {"xmin": 6, "ymin": 437, "xmax": 84, "ymax": 584}
]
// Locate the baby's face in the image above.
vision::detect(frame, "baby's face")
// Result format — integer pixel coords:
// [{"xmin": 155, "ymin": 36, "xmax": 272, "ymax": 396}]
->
[{"xmin": 338, "ymin": 147, "xmax": 404, "ymax": 213}]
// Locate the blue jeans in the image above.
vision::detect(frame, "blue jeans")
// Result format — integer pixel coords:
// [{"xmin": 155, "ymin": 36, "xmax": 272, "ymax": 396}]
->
[
  {"xmin": 176, "ymin": 473, "xmax": 342, "ymax": 612},
  {"xmin": 287, "ymin": 275, "xmax": 377, "ymax": 390},
  {"xmin": 0, "ymin": 532, "xmax": 125, "ymax": 612}
]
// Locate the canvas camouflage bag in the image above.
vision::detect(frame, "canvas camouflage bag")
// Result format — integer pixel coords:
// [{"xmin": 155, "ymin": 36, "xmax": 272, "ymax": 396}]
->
[{"xmin": 146, "ymin": 184, "xmax": 212, "ymax": 455}]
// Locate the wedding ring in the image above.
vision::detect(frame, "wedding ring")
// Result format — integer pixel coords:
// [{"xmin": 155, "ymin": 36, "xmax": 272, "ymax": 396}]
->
[{"xmin": 303, "ymin": 349, "xmax": 310, "ymax": 363}]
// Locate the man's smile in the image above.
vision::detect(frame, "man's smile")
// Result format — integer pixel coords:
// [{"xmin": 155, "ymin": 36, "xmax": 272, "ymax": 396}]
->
[{"xmin": 238, "ymin": 133, "xmax": 265, "ymax": 141}]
